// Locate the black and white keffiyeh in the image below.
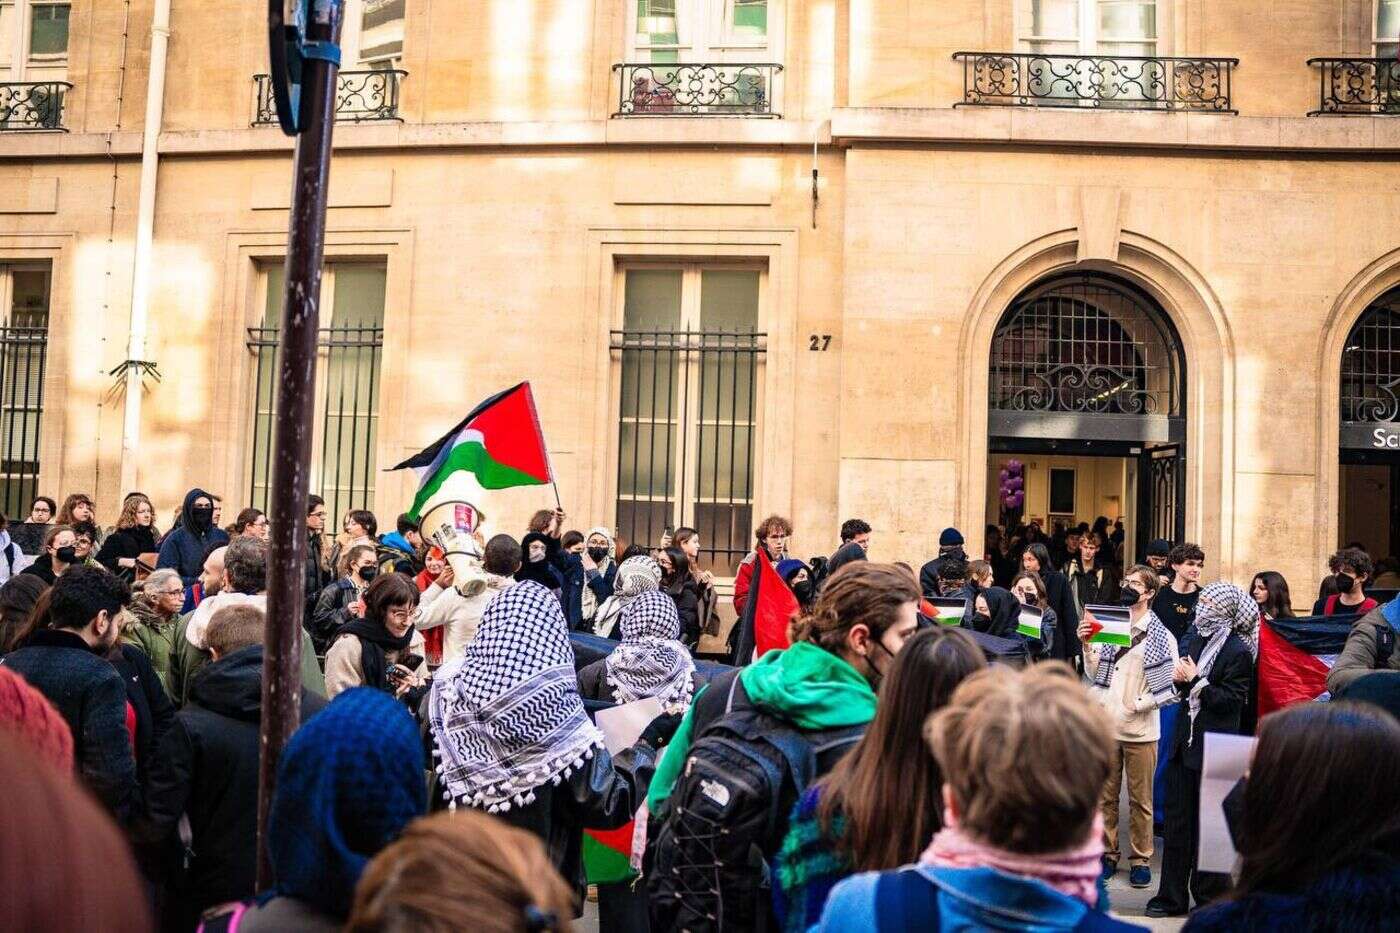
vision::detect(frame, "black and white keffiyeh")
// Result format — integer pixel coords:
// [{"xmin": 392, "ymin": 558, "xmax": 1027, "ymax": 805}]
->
[
  {"xmin": 591, "ymin": 555, "xmax": 662, "ymax": 637},
  {"xmin": 428, "ymin": 581, "xmax": 604, "ymax": 812},
  {"xmin": 1090, "ymin": 609, "xmax": 1178, "ymax": 708},
  {"xmin": 1186, "ymin": 582, "xmax": 1260, "ymax": 742},
  {"xmin": 605, "ymin": 589, "xmax": 696, "ymax": 714}
]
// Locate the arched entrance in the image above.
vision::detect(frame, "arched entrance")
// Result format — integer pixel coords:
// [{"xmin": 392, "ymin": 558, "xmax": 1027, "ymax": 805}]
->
[
  {"xmin": 987, "ymin": 272, "xmax": 1187, "ymax": 561},
  {"xmin": 1338, "ymin": 287, "xmax": 1400, "ymax": 566}
]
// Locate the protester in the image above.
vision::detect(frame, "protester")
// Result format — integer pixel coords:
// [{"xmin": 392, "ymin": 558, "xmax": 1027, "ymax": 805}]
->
[
  {"xmin": 95, "ymin": 493, "xmax": 160, "ymax": 581},
  {"xmin": 0, "ymin": 513, "xmax": 23, "ymax": 584},
  {"xmin": 304, "ymin": 494, "xmax": 332, "ymax": 614},
  {"xmin": 775, "ymin": 626, "xmax": 986, "ymax": 931},
  {"xmin": 26, "ymin": 494, "xmax": 56, "ymax": 524},
  {"xmin": 1009, "ymin": 570, "xmax": 1058, "ymax": 659},
  {"xmin": 592, "ymin": 555, "xmax": 663, "ymax": 639},
  {"xmin": 0, "ymin": 564, "xmax": 138, "ymax": 821},
  {"xmin": 935, "ymin": 556, "xmax": 971, "ymax": 598},
  {"xmin": 416, "ymin": 534, "xmax": 519, "ymax": 664},
  {"xmin": 579, "ymin": 588, "xmax": 695, "ymax": 712},
  {"xmin": 517, "ymin": 530, "xmax": 564, "ymax": 592},
  {"xmin": 429, "ymin": 581, "xmax": 669, "ymax": 902},
  {"xmin": 1183, "ymin": 702, "xmax": 1400, "ymax": 932},
  {"xmin": 778, "ymin": 556, "xmax": 817, "ymax": 611},
  {"xmin": 206, "ymin": 688, "xmax": 426, "ymax": 931},
  {"xmin": 1312, "ymin": 547, "xmax": 1377, "ymax": 616},
  {"xmin": 1148, "ymin": 582, "xmax": 1258, "ymax": 918},
  {"xmin": 1065, "ymin": 533, "xmax": 1120, "ymax": 619},
  {"xmin": 818, "ymin": 664, "xmax": 1140, "ymax": 931},
  {"xmin": 120, "ymin": 567, "xmax": 183, "ymax": 693},
  {"xmin": 575, "ymin": 526, "xmax": 619, "ymax": 627},
  {"xmin": 1080, "ymin": 565, "xmax": 1178, "ymax": 890},
  {"xmin": 55, "ymin": 492, "xmax": 96, "ymax": 531},
  {"xmin": 967, "ymin": 559, "xmax": 994, "ymax": 592},
  {"xmin": 734, "ymin": 514, "xmax": 793, "ymax": 614},
  {"xmin": 0, "ymin": 573, "xmax": 45, "ymax": 653},
  {"xmin": 378, "ymin": 513, "xmax": 423, "ymax": 576},
  {"xmin": 1022, "ymin": 542, "xmax": 1078, "ymax": 661},
  {"xmin": 657, "ymin": 545, "xmax": 703, "ymax": 647},
  {"xmin": 232, "ymin": 507, "xmax": 269, "ymax": 540},
  {"xmin": 329, "ymin": 508, "xmax": 378, "ymax": 576},
  {"xmin": 1144, "ymin": 538, "xmax": 1172, "ymax": 584},
  {"xmin": 325, "ymin": 571, "xmax": 427, "ymax": 701},
  {"xmin": 0, "ymin": 731, "xmax": 151, "ymax": 933},
  {"xmin": 919, "ymin": 527, "xmax": 967, "ymax": 599},
  {"xmin": 102, "ymin": 606, "xmax": 176, "ymax": 794},
  {"xmin": 1326, "ymin": 597, "xmax": 1400, "ymax": 694},
  {"xmin": 157, "ymin": 488, "xmax": 229, "ymax": 587},
  {"xmin": 1251, "ymin": 570, "xmax": 1295, "ymax": 621},
  {"xmin": 968, "ymin": 586, "xmax": 1020, "ymax": 639},
  {"xmin": 136, "ymin": 604, "xmax": 326, "ymax": 930},
  {"xmin": 1152, "ymin": 544, "xmax": 1204, "ymax": 640},
  {"xmin": 20, "ymin": 523, "xmax": 75, "ymax": 585},
  {"xmin": 310, "ymin": 543, "xmax": 378, "ymax": 654},
  {"xmin": 649, "ymin": 562, "xmax": 920, "ymax": 931},
  {"xmin": 69, "ymin": 519, "xmax": 102, "ymax": 568},
  {"xmin": 673, "ymin": 526, "xmax": 719, "ymax": 640}
]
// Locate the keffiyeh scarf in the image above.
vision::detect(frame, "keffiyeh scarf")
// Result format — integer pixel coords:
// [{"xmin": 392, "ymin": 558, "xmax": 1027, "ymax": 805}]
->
[
  {"xmin": 591, "ymin": 555, "xmax": 662, "ymax": 638},
  {"xmin": 605, "ymin": 589, "xmax": 695, "ymax": 714},
  {"xmin": 429, "ymin": 581, "xmax": 604, "ymax": 811},
  {"xmin": 1090, "ymin": 609, "xmax": 1178, "ymax": 708},
  {"xmin": 1187, "ymin": 582, "xmax": 1260, "ymax": 742},
  {"xmin": 580, "ymin": 526, "xmax": 616, "ymax": 622}
]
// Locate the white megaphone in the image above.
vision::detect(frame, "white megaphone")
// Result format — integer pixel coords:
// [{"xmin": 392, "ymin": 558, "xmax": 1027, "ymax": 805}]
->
[{"xmin": 417, "ymin": 499, "xmax": 487, "ymax": 588}]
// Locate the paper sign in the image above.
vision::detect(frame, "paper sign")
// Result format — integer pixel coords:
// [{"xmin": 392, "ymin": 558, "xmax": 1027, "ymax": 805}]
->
[
  {"xmin": 1198, "ymin": 731, "xmax": 1257, "ymax": 874},
  {"xmin": 595, "ymin": 695, "xmax": 666, "ymax": 755}
]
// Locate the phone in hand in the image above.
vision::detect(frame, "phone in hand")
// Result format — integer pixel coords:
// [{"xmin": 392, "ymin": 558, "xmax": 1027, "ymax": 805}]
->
[{"xmin": 400, "ymin": 652, "xmax": 425, "ymax": 671}]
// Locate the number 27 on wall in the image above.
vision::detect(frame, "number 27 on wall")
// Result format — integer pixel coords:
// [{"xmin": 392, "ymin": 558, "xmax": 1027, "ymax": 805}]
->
[{"xmin": 809, "ymin": 334, "xmax": 832, "ymax": 351}]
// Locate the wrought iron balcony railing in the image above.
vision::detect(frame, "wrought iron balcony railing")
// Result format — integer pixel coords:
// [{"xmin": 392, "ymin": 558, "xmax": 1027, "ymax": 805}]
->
[
  {"xmin": 613, "ymin": 62, "xmax": 782, "ymax": 117},
  {"xmin": 1308, "ymin": 57, "xmax": 1400, "ymax": 115},
  {"xmin": 0, "ymin": 81, "xmax": 73, "ymax": 131},
  {"xmin": 252, "ymin": 69, "xmax": 406, "ymax": 126},
  {"xmin": 952, "ymin": 52, "xmax": 1237, "ymax": 113}
]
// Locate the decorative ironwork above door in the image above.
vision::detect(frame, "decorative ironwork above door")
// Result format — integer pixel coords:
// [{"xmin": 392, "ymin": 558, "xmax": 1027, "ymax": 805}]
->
[{"xmin": 1341, "ymin": 289, "xmax": 1400, "ymax": 451}]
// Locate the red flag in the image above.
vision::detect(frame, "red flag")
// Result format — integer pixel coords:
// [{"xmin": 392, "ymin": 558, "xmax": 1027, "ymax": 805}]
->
[
  {"xmin": 751, "ymin": 552, "xmax": 800, "ymax": 658},
  {"xmin": 1256, "ymin": 621, "xmax": 1335, "ymax": 717}
]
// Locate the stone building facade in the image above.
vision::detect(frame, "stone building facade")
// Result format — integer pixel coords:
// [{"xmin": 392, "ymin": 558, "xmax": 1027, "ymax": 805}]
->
[{"xmin": 3, "ymin": 0, "xmax": 1400, "ymax": 600}]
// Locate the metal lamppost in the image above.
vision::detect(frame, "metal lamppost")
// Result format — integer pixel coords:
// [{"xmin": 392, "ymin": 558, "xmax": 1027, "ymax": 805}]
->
[{"xmin": 256, "ymin": 0, "xmax": 344, "ymax": 888}]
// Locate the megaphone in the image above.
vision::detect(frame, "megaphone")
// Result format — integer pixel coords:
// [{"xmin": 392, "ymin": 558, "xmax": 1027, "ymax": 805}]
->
[{"xmin": 418, "ymin": 499, "xmax": 486, "ymax": 587}]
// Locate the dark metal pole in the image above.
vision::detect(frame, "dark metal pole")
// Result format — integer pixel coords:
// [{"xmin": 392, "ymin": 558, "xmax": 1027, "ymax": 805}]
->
[{"xmin": 256, "ymin": 1, "xmax": 343, "ymax": 888}]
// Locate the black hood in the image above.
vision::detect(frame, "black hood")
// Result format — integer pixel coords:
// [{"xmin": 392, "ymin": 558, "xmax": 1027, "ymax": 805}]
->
[
  {"xmin": 181, "ymin": 487, "xmax": 215, "ymax": 536},
  {"xmin": 827, "ymin": 541, "xmax": 868, "ymax": 576},
  {"xmin": 189, "ymin": 644, "xmax": 264, "ymax": 721}
]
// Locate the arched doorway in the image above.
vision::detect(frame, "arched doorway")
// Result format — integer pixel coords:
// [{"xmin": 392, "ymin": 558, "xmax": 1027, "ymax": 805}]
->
[
  {"xmin": 987, "ymin": 272, "xmax": 1187, "ymax": 563},
  {"xmin": 1338, "ymin": 288, "xmax": 1400, "ymax": 570}
]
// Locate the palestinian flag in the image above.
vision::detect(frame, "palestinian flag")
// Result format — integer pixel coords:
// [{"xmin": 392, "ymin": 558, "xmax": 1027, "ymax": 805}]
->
[
  {"xmin": 733, "ymin": 552, "xmax": 800, "ymax": 664},
  {"xmin": 1016, "ymin": 604, "xmax": 1043, "ymax": 639},
  {"xmin": 926, "ymin": 596, "xmax": 967, "ymax": 627},
  {"xmin": 391, "ymin": 383, "xmax": 552, "ymax": 520},
  {"xmin": 583, "ymin": 823, "xmax": 635, "ymax": 884},
  {"xmin": 1082, "ymin": 605, "xmax": 1132, "ymax": 647},
  {"xmin": 1256, "ymin": 615, "xmax": 1355, "ymax": 717}
]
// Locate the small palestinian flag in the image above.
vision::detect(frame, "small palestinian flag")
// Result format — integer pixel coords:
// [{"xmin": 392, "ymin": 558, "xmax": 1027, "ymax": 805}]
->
[
  {"xmin": 1016, "ymin": 604, "xmax": 1043, "ymax": 639},
  {"xmin": 926, "ymin": 597, "xmax": 967, "ymax": 627},
  {"xmin": 583, "ymin": 823, "xmax": 636, "ymax": 884},
  {"xmin": 1083, "ymin": 605, "xmax": 1133, "ymax": 647}
]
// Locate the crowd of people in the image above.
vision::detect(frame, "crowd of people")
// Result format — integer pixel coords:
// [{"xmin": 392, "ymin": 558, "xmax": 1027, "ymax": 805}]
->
[{"xmin": 0, "ymin": 487, "xmax": 1398, "ymax": 932}]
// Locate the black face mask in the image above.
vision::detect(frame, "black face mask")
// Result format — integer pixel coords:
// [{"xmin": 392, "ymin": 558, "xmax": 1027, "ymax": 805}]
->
[
  {"xmin": 1335, "ymin": 573, "xmax": 1356, "ymax": 593},
  {"xmin": 190, "ymin": 504, "xmax": 214, "ymax": 527},
  {"xmin": 793, "ymin": 580, "xmax": 815, "ymax": 604},
  {"xmin": 970, "ymin": 612, "xmax": 992, "ymax": 631},
  {"xmin": 357, "ymin": 564, "xmax": 379, "ymax": 583},
  {"xmin": 55, "ymin": 546, "xmax": 76, "ymax": 564},
  {"xmin": 1120, "ymin": 588, "xmax": 1142, "ymax": 607},
  {"xmin": 587, "ymin": 546, "xmax": 610, "ymax": 563}
]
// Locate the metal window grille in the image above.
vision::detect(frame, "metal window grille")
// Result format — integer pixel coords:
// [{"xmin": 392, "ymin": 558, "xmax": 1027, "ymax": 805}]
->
[
  {"xmin": 952, "ymin": 52, "xmax": 1237, "ymax": 113},
  {"xmin": 613, "ymin": 328, "xmax": 765, "ymax": 575},
  {"xmin": 0, "ymin": 324, "xmax": 47, "ymax": 518},
  {"xmin": 246, "ymin": 324, "xmax": 383, "ymax": 523},
  {"xmin": 1341, "ymin": 290, "xmax": 1400, "ymax": 423},
  {"xmin": 252, "ymin": 70, "xmax": 406, "ymax": 125},
  {"xmin": 613, "ymin": 62, "xmax": 783, "ymax": 117},
  {"xmin": 0, "ymin": 81, "xmax": 72, "ymax": 131},
  {"xmin": 990, "ymin": 275, "xmax": 1183, "ymax": 418},
  {"xmin": 1308, "ymin": 58, "xmax": 1400, "ymax": 115}
]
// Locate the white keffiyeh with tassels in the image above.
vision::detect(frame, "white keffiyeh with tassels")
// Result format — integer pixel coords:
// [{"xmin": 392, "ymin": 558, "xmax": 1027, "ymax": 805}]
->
[
  {"xmin": 605, "ymin": 589, "xmax": 695, "ymax": 714},
  {"xmin": 591, "ymin": 555, "xmax": 663, "ymax": 638},
  {"xmin": 428, "ymin": 581, "xmax": 604, "ymax": 812},
  {"xmin": 1186, "ymin": 581, "xmax": 1260, "ymax": 744}
]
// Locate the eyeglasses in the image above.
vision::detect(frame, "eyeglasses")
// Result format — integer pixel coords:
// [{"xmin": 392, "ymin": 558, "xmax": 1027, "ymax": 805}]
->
[{"xmin": 385, "ymin": 607, "xmax": 413, "ymax": 624}]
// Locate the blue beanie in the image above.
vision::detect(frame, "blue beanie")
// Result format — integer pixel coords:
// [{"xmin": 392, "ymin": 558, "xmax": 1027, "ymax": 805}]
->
[
  {"xmin": 939, "ymin": 527, "xmax": 964, "ymax": 547},
  {"xmin": 776, "ymin": 558, "xmax": 808, "ymax": 582}
]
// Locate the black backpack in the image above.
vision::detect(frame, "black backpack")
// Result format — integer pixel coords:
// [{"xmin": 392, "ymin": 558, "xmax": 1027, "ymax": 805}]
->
[{"xmin": 647, "ymin": 670, "xmax": 865, "ymax": 932}]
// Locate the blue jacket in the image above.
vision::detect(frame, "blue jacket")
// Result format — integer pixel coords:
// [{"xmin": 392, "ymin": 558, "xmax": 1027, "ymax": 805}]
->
[
  {"xmin": 1183, "ymin": 853, "xmax": 1400, "ymax": 932},
  {"xmin": 157, "ymin": 488, "xmax": 229, "ymax": 588},
  {"xmin": 553, "ymin": 550, "xmax": 616, "ymax": 630},
  {"xmin": 820, "ymin": 864, "xmax": 1145, "ymax": 932}
]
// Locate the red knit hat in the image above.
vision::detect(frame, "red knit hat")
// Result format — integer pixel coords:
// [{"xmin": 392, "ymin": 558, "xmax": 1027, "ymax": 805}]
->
[{"xmin": 0, "ymin": 666, "xmax": 74, "ymax": 773}]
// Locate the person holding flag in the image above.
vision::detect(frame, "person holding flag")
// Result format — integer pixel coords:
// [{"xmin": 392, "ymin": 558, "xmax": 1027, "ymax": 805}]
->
[{"xmin": 1078, "ymin": 564, "xmax": 1179, "ymax": 891}]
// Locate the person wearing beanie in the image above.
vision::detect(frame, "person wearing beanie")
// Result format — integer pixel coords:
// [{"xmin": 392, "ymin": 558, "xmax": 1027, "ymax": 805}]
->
[
  {"xmin": 1145, "ymin": 539, "xmax": 1173, "ymax": 585},
  {"xmin": 919, "ymin": 528, "xmax": 969, "ymax": 600},
  {"xmin": 0, "ymin": 665, "xmax": 74, "ymax": 773},
  {"xmin": 777, "ymin": 558, "xmax": 817, "ymax": 609}
]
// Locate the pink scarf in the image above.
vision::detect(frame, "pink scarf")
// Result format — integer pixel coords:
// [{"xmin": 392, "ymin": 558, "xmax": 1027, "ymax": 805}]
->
[{"xmin": 920, "ymin": 813, "xmax": 1105, "ymax": 906}]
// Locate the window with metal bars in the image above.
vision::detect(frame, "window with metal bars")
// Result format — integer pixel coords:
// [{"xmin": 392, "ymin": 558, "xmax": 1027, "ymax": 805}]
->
[
  {"xmin": 1342, "ymin": 288, "xmax": 1400, "ymax": 425},
  {"xmin": 248, "ymin": 263, "xmax": 384, "ymax": 525},
  {"xmin": 613, "ymin": 266, "xmax": 765, "ymax": 576},
  {"xmin": 0, "ymin": 263, "xmax": 48, "ymax": 519}
]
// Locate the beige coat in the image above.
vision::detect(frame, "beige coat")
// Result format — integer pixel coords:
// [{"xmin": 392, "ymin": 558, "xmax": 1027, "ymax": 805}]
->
[
  {"xmin": 414, "ymin": 573, "xmax": 515, "ymax": 664},
  {"xmin": 324, "ymin": 628, "xmax": 427, "ymax": 699},
  {"xmin": 1086, "ymin": 614, "xmax": 1179, "ymax": 744}
]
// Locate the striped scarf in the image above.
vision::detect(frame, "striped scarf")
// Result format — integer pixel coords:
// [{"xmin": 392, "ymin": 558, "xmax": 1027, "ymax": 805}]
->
[
  {"xmin": 1090, "ymin": 609, "xmax": 1177, "ymax": 708},
  {"xmin": 1187, "ymin": 582, "xmax": 1259, "ymax": 742}
]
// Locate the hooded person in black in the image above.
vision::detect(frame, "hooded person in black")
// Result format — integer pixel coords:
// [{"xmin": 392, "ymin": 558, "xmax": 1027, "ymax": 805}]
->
[
  {"xmin": 156, "ymin": 488, "xmax": 230, "ymax": 587},
  {"xmin": 968, "ymin": 586, "xmax": 1021, "ymax": 639},
  {"xmin": 515, "ymin": 531, "xmax": 564, "ymax": 591}
]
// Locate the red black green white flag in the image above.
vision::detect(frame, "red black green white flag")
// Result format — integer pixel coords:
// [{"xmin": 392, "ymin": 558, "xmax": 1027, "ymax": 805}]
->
[
  {"xmin": 1082, "ymin": 605, "xmax": 1133, "ymax": 647},
  {"xmin": 391, "ymin": 382, "xmax": 553, "ymax": 520}
]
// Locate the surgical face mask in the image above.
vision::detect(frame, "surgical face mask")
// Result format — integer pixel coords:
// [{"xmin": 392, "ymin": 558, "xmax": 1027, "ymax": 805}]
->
[
  {"xmin": 357, "ymin": 564, "xmax": 379, "ymax": 583},
  {"xmin": 587, "ymin": 546, "xmax": 610, "ymax": 563},
  {"xmin": 1120, "ymin": 587, "xmax": 1143, "ymax": 607},
  {"xmin": 1335, "ymin": 572, "xmax": 1356, "ymax": 593},
  {"xmin": 55, "ymin": 545, "xmax": 77, "ymax": 564}
]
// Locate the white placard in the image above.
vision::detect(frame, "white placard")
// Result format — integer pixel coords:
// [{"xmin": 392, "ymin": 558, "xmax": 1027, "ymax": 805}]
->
[
  {"xmin": 595, "ymin": 695, "xmax": 666, "ymax": 755},
  {"xmin": 1198, "ymin": 731, "xmax": 1256, "ymax": 874}
]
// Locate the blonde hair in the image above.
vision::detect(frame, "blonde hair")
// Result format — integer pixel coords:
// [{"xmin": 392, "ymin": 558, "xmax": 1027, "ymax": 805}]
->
[
  {"xmin": 925, "ymin": 663, "xmax": 1113, "ymax": 854},
  {"xmin": 347, "ymin": 810, "xmax": 575, "ymax": 933}
]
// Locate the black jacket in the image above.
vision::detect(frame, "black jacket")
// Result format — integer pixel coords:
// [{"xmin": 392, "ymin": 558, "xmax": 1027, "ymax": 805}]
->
[
  {"xmin": 1041, "ymin": 569, "xmax": 1080, "ymax": 661},
  {"xmin": 310, "ymin": 578, "xmax": 359, "ymax": 655},
  {"xmin": 918, "ymin": 549, "xmax": 967, "ymax": 600},
  {"xmin": 1170, "ymin": 629, "xmax": 1253, "ymax": 770},
  {"xmin": 108, "ymin": 642, "xmax": 175, "ymax": 785},
  {"xmin": 669, "ymin": 579, "xmax": 703, "ymax": 647},
  {"xmin": 304, "ymin": 532, "xmax": 332, "ymax": 617},
  {"xmin": 136, "ymin": 645, "xmax": 326, "ymax": 925},
  {"xmin": 96, "ymin": 525, "xmax": 160, "ymax": 581},
  {"xmin": 1, "ymin": 629, "xmax": 140, "ymax": 822}
]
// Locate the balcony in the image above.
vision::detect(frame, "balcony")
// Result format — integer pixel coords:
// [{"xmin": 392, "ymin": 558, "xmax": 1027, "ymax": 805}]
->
[
  {"xmin": 0, "ymin": 81, "xmax": 73, "ymax": 131},
  {"xmin": 1308, "ymin": 58, "xmax": 1400, "ymax": 115},
  {"xmin": 613, "ymin": 62, "xmax": 782, "ymax": 118},
  {"xmin": 252, "ymin": 69, "xmax": 406, "ymax": 126},
  {"xmin": 952, "ymin": 52, "xmax": 1237, "ymax": 114}
]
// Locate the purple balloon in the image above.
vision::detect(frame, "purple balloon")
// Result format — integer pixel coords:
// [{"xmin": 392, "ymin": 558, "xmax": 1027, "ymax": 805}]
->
[
  {"xmin": 1007, "ymin": 475, "xmax": 1023, "ymax": 492},
  {"xmin": 1010, "ymin": 490, "xmax": 1025, "ymax": 508},
  {"xmin": 1006, "ymin": 459, "xmax": 1023, "ymax": 473},
  {"xmin": 999, "ymin": 468, "xmax": 1010, "ymax": 483}
]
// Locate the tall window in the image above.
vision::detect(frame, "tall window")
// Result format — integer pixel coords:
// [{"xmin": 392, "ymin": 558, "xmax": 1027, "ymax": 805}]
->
[
  {"xmin": 613, "ymin": 266, "xmax": 765, "ymax": 575},
  {"xmin": 341, "ymin": 0, "xmax": 404, "ymax": 68},
  {"xmin": 0, "ymin": 0, "xmax": 70, "ymax": 79},
  {"xmin": 0, "ymin": 263, "xmax": 49, "ymax": 518},
  {"xmin": 1017, "ymin": 0, "xmax": 1158, "ymax": 56},
  {"xmin": 249, "ymin": 263, "xmax": 385, "ymax": 524},
  {"xmin": 632, "ymin": 0, "xmax": 776, "ymax": 63},
  {"xmin": 1377, "ymin": 0, "xmax": 1400, "ymax": 57}
]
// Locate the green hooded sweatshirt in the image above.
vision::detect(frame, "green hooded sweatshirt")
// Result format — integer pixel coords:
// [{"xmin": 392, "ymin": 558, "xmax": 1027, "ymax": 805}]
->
[{"xmin": 646, "ymin": 641, "xmax": 878, "ymax": 811}]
